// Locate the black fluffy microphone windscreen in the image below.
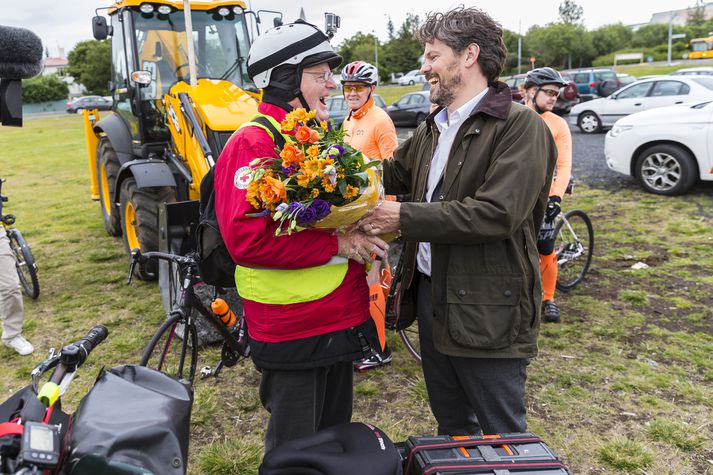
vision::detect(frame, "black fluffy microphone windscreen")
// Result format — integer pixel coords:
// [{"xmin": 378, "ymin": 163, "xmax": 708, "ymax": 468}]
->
[{"xmin": 0, "ymin": 25, "xmax": 43, "ymax": 79}]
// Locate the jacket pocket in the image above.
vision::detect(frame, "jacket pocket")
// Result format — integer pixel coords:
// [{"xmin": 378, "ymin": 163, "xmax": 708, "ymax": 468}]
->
[{"xmin": 446, "ymin": 274, "xmax": 522, "ymax": 350}]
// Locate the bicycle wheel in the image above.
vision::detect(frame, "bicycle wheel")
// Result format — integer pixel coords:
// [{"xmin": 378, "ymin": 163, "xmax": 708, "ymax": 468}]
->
[
  {"xmin": 398, "ymin": 325, "xmax": 421, "ymax": 364},
  {"xmin": 7, "ymin": 229, "xmax": 39, "ymax": 299},
  {"xmin": 555, "ymin": 210, "xmax": 594, "ymax": 292},
  {"xmin": 140, "ymin": 312, "xmax": 198, "ymax": 384}
]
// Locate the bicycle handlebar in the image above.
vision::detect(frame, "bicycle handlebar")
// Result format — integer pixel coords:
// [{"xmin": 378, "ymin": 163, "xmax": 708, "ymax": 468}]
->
[
  {"xmin": 128, "ymin": 248, "xmax": 197, "ymax": 284},
  {"xmin": 38, "ymin": 325, "xmax": 109, "ymax": 407}
]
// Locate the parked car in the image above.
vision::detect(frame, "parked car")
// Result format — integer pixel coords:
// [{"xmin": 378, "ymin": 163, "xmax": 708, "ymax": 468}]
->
[
  {"xmin": 387, "ymin": 91, "xmax": 431, "ymax": 126},
  {"xmin": 325, "ymin": 94, "xmax": 387, "ymax": 128},
  {"xmin": 616, "ymin": 73, "xmax": 637, "ymax": 86},
  {"xmin": 397, "ymin": 69, "xmax": 426, "ymax": 86},
  {"xmin": 672, "ymin": 66, "xmax": 713, "ymax": 76},
  {"xmin": 604, "ymin": 99, "xmax": 713, "ymax": 195},
  {"xmin": 503, "ymin": 72, "xmax": 580, "ymax": 115},
  {"xmin": 562, "ymin": 68, "xmax": 620, "ymax": 101},
  {"xmin": 569, "ymin": 75, "xmax": 713, "ymax": 134},
  {"xmin": 66, "ymin": 95, "xmax": 112, "ymax": 113}
]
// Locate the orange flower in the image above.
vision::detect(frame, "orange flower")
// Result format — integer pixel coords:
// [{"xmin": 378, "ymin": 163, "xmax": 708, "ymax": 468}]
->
[
  {"xmin": 319, "ymin": 120, "xmax": 328, "ymax": 130},
  {"xmin": 281, "ymin": 118, "xmax": 296, "ymax": 132},
  {"xmin": 311, "ymin": 188, "xmax": 320, "ymax": 198},
  {"xmin": 322, "ymin": 177, "xmax": 336, "ymax": 192},
  {"xmin": 280, "ymin": 144, "xmax": 305, "ymax": 168},
  {"xmin": 246, "ymin": 181, "xmax": 261, "ymax": 208},
  {"xmin": 309, "ymin": 129, "xmax": 321, "ymax": 143},
  {"xmin": 307, "ymin": 145, "xmax": 320, "ymax": 158},
  {"xmin": 297, "ymin": 173, "xmax": 313, "ymax": 187},
  {"xmin": 343, "ymin": 184, "xmax": 359, "ymax": 200},
  {"xmin": 258, "ymin": 175, "xmax": 286, "ymax": 210},
  {"xmin": 291, "ymin": 108, "xmax": 309, "ymax": 122},
  {"xmin": 295, "ymin": 125, "xmax": 317, "ymax": 144}
]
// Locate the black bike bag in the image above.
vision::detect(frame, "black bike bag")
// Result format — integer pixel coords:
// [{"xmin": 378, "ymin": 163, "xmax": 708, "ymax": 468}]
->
[
  {"xmin": 260, "ymin": 422, "xmax": 404, "ymax": 475},
  {"xmin": 67, "ymin": 365, "xmax": 193, "ymax": 475}
]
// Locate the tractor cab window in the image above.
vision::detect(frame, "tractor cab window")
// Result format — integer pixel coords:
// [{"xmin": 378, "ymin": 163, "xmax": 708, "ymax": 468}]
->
[{"xmin": 133, "ymin": 7, "xmax": 252, "ymax": 100}]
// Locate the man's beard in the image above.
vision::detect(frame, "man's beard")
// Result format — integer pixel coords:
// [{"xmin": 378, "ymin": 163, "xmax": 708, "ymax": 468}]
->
[{"xmin": 429, "ymin": 70, "xmax": 462, "ymax": 108}]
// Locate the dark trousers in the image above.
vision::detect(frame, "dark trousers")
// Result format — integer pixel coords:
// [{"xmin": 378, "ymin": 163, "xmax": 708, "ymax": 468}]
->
[
  {"xmin": 417, "ymin": 273, "xmax": 529, "ymax": 435},
  {"xmin": 259, "ymin": 361, "xmax": 354, "ymax": 453}
]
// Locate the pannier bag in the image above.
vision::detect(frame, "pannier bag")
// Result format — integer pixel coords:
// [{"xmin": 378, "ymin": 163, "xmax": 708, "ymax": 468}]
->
[
  {"xmin": 260, "ymin": 422, "xmax": 404, "ymax": 475},
  {"xmin": 67, "ymin": 365, "xmax": 193, "ymax": 475},
  {"xmin": 400, "ymin": 433, "xmax": 570, "ymax": 475}
]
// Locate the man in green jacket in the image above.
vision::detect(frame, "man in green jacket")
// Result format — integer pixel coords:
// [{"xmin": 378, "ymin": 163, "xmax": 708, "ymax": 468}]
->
[{"xmin": 360, "ymin": 6, "xmax": 557, "ymax": 435}]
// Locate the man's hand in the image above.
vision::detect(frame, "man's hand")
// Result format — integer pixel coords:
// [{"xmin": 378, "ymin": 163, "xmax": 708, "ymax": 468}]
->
[
  {"xmin": 545, "ymin": 195, "xmax": 561, "ymax": 223},
  {"xmin": 337, "ymin": 231, "xmax": 389, "ymax": 265},
  {"xmin": 358, "ymin": 200, "xmax": 401, "ymax": 236}
]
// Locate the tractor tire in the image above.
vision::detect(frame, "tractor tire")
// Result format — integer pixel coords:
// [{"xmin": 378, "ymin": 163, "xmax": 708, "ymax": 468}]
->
[
  {"xmin": 96, "ymin": 138, "xmax": 122, "ymax": 236},
  {"xmin": 119, "ymin": 178, "xmax": 176, "ymax": 281}
]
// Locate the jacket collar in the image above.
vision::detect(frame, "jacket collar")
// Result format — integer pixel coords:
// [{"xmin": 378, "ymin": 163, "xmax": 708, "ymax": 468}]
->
[{"xmin": 426, "ymin": 81, "xmax": 513, "ymax": 127}]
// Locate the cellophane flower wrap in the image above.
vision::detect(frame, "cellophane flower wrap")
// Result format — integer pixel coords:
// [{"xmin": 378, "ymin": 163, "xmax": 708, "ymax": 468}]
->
[{"xmin": 245, "ymin": 108, "xmax": 383, "ymax": 236}]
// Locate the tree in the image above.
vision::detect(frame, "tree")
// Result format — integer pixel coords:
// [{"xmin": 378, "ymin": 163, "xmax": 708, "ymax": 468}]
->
[
  {"xmin": 22, "ymin": 75, "xmax": 69, "ymax": 103},
  {"xmin": 631, "ymin": 23, "xmax": 673, "ymax": 48},
  {"xmin": 526, "ymin": 23, "xmax": 594, "ymax": 69},
  {"xmin": 380, "ymin": 12, "xmax": 422, "ymax": 79},
  {"xmin": 559, "ymin": 0, "xmax": 584, "ymax": 25},
  {"xmin": 591, "ymin": 24, "xmax": 633, "ymax": 57},
  {"xmin": 688, "ymin": 0, "xmax": 706, "ymax": 27},
  {"xmin": 67, "ymin": 40, "xmax": 111, "ymax": 95}
]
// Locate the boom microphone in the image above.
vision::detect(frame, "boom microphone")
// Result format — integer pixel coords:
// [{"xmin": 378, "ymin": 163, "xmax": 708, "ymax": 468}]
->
[
  {"xmin": 0, "ymin": 25, "xmax": 43, "ymax": 127},
  {"xmin": 0, "ymin": 25, "xmax": 44, "ymax": 79}
]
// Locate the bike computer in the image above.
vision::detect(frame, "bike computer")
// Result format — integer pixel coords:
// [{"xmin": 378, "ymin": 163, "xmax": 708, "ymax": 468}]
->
[{"xmin": 21, "ymin": 421, "xmax": 61, "ymax": 468}]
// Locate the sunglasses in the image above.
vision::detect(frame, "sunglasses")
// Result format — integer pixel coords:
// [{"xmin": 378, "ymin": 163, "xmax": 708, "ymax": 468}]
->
[
  {"xmin": 343, "ymin": 84, "xmax": 370, "ymax": 93},
  {"xmin": 539, "ymin": 88, "xmax": 560, "ymax": 98},
  {"xmin": 305, "ymin": 70, "xmax": 334, "ymax": 82}
]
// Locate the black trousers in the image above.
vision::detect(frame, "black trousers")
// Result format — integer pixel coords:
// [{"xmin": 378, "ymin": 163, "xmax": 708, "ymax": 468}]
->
[
  {"xmin": 417, "ymin": 273, "xmax": 529, "ymax": 436},
  {"xmin": 259, "ymin": 361, "xmax": 354, "ymax": 453}
]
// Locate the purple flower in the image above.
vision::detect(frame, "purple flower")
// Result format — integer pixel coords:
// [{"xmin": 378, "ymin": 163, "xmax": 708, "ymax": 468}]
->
[
  {"xmin": 287, "ymin": 201, "xmax": 303, "ymax": 215},
  {"xmin": 296, "ymin": 205, "xmax": 318, "ymax": 226},
  {"xmin": 311, "ymin": 198, "xmax": 332, "ymax": 220},
  {"xmin": 327, "ymin": 144, "xmax": 345, "ymax": 158},
  {"xmin": 282, "ymin": 164, "xmax": 297, "ymax": 176}
]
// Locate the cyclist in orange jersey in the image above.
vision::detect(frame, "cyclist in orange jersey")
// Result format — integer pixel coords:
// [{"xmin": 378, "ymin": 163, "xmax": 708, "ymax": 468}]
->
[
  {"xmin": 523, "ymin": 67, "xmax": 572, "ymax": 323},
  {"xmin": 340, "ymin": 61, "xmax": 398, "ymax": 371}
]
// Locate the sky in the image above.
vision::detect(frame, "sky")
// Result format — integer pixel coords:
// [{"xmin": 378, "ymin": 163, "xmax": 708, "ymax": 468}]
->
[{"xmin": 1, "ymin": 0, "xmax": 701, "ymax": 57}]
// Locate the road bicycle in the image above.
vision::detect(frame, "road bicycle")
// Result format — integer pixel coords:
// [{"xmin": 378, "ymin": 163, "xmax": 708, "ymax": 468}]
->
[
  {"xmin": 390, "ymin": 199, "xmax": 594, "ymax": 364},
  {"xmin": 128, "ymin": 249, "xmax": 249, "ymax": 385},
  {"xmin": 554, "ymin": 208, "xmax": 594, "ymax": 292},
  {"xmin": 0, "ymin": 325, "xmax": 108, "ymax": 474},
  {"xmin": 0, "ymin": 178, "xmax": 39, "ymax": 299}
]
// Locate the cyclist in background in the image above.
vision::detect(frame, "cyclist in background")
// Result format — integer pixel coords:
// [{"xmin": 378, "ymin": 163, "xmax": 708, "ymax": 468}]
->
[
  {"xmin": 523, "ymin": 67, "xmax": 572, "ymax": 323},
  {"xmin": 340, "ymin": 61, "xmax": 398, "ymax": 372}
]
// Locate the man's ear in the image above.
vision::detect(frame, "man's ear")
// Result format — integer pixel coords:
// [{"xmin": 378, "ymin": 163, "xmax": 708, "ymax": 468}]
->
[{"xmin": 464, "ymin": 43, "xmax": 480, "ymax": 67}]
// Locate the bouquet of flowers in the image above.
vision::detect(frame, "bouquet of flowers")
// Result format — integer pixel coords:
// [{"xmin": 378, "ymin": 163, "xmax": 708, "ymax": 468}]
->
[{"xmin": 245, "ymin": 108, "xmax": 382, "ymax": 236}]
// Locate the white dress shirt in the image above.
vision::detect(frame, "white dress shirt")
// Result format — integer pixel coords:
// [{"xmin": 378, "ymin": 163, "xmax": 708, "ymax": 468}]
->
[{"xmin": 416, "ymin": 88, "xmax": 489, "ymax": 277}]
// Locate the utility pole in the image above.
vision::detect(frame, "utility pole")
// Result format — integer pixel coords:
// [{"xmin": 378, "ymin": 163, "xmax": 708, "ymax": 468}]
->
[
  {"xmin": 517, "ymin": 20, "xmax": 522, "ymax": 74},
  {"xmin": 372, "ymin": 31, "xmax": 379, "ymax": 75},
  {"xmin": 667, "ymin": 10, "xmax": 674, "ymax": 66}
]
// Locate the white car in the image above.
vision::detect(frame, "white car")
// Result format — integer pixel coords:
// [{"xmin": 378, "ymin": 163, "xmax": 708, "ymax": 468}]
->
[
  {"xmin": 604, "ymin": 100, "xmax": 713, "ymax": 195},
  {"xmin": 672, "ymin": 66, "xmax": 713, "ymax": 76},
  {"xmin": 569, "ymin": 75, "xmax": 713, "ymax": 134},
  {"xmin": 397, "ymin": 69, "xmax": 426, "ymax": 86}
]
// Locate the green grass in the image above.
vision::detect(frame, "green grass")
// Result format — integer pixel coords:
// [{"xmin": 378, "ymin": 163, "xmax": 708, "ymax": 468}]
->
[{"xmin": 1, "ymin": 117, "xmax": 713, "ymax": 474}]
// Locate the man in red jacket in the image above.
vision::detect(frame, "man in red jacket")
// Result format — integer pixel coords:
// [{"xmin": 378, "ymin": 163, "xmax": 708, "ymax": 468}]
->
[{"xmin": 214, "ymin": 21, "xmax": 389, "ymax": 453}]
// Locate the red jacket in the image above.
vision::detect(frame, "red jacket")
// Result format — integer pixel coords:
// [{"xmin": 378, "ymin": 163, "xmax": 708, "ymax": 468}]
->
[{"xmin": 214, "ymin": 102, "xmax": 369, "ymax": 343}]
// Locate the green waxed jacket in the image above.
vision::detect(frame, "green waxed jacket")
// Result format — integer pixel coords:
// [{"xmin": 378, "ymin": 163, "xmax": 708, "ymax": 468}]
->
[{"xmin": 383, "ymin": 81, "xmax": 557, "ymax": 359}]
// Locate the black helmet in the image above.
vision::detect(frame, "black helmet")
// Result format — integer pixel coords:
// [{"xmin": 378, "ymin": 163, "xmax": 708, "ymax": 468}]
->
[{"xmin": 523, "ymin": 67, "xmax": 567, "ymax": 89}]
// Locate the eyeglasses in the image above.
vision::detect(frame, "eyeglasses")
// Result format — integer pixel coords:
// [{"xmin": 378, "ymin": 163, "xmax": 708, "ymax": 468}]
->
[
  {"xmin": 305, "ymin": 70, "xmax": 334, "ymax": 83},
  {"xmin": 343, "ymin": 84, "xmax": 369, "ymax": 93},
  {"xmin": 539, "ymin": 88, "xmax": 560, "ymax": 98}
]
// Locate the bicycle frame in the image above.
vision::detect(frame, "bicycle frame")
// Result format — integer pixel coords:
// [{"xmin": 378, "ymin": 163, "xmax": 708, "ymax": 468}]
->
[
  {"xmin": 555, "ymin": 215, "xmax": 585, "ymax": 265},
  {"xmin": 131, "ymin": 250, "xmax": 248, "ymax": 383}
]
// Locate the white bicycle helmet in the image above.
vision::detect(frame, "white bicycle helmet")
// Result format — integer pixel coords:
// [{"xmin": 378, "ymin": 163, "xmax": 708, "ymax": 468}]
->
[
  {"xmin": 340, "ymin": 61, "xmax": 378, "ymax": 85},
  {"xmin": 247, "ymin": 21, "xmax": 342, "ymax": 89}
]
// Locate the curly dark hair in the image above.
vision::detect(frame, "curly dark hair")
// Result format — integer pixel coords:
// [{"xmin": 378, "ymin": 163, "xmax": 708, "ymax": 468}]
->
[{"xmin": 417, "ymin": 6, "xmax": 507, "ymax": 83}]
